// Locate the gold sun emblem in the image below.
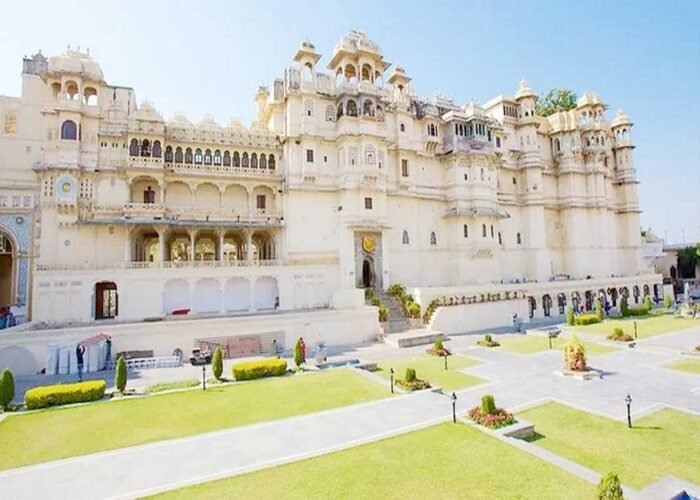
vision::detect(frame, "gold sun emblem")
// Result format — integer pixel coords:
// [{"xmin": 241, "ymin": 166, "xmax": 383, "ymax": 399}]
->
[
  {"xmin": 62, "ymin": 182, "xmax": 71, "ymax": 193},
  {"xmin": 362, "ymin": 236, "xmax": 376, "ymax": 253}
]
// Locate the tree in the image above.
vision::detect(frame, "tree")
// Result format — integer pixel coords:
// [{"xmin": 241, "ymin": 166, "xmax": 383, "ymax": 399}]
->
[
  {"xmin": 535, "ymin": 88, "xmax": 578, "ymax": 117},
  {"xmin": 294, "ymin": 338, "xmax": 304, "ymax": 368},
  {"xmin": 212, "ymin": 347, "xmax": 223, "ymax": 381},
  {"xmin": 643, "ymin": 295, "xmax": 652, "ymax": 311},
  {"xmin": 564, "ymin": 335, "xmax": 587, "ymax": 372},
  {"xmin": 677, "ymin": 246, "xmax": 699, "ymax": 278},
  {"xmin": 0, "ymin": 369, "xmax": 15, "ymax": 410},
  {"xmin": 620, "ymin": 296, "xmax": 630, "ymax": 316},
  {"xmin": 663, "ymin": 295, "xmax": 673, "ymax": 308},
  {"xmin": 566, "ymin": 306, "xmax": 575, "ymax": 326},
  {"xmin": 115, "ymin": 356, "xmax": 127, "ymax": 393},
  {"xmin": 597, "ymin": 472, "xmax": 624, "ymax": 500},
  {"xmin": 595, "ymin": 299, "xmax": 604, "ymax": 321}
]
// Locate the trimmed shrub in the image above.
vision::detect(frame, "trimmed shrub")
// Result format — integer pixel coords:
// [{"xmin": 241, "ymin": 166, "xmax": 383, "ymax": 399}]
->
[
  {"xmin": 595, "ymin": 300, "xmax": 604, "ymax": 321},
  {"xmin": 566, "ymin": 307, "xmax": 575, "ymax": 326},
  {"xmin": 481, "ymin": 394, "xmax": 496, "ymax": 415},
  {"xmin": 664, "ymin": 295, "xmax": 673, "ymax": 308},
  {"xmin": 574, "ymin": 313, "xmax": 601, "ymax": 326},
  {"xmin": 477, "ymin": 334, "xmax": 500, "ymax": 348},
  {"xmin": 25, "ymin": 380, "xmax": 106, "ymax": 410},
  {"xmin": 388, "ymin": 283, "xmax": 406, "ymax": 298},
  {"xmin": 232, "ymin": 358, "xmax": 287, "ymax": 381},
  {"xmin": 607, "ymin": 327, "xmax": 633, "ymax": 342},
  {"xmin": 115, "ymin": 356, "xmax": 127, "ymax": 393},
  {"xmin": 0, "ymin": 369, "xmax": 15, "ymax": 410},
  {"xmin": 643, "ymin": 295, "xmax": 652, "ymax": 310},
  {"xmin": 408, "ymin": 302, "xmax": 421, "ymax": 319},
  {"xmin": 620, "ymin": 296, "xmax": 629, "ymax": 316},
  {"xmin": 370, "ymin": 297, "xmax": 381, "ymax": 307},
  {"xmin": 294, "ymin": 338, "xmax": 304, "ymax": 368},
  {"xmin": 433, "ymin": 339, "xmax": 444, "ymax": 351},
  {"xmin": 426, "ymin": 338, "xmax": 450, "ymax": 356},
  {"xmin": 212, "ymin": 347, "xmax": 223, "ymax": 381},
  {"xmin": 564, "ymin": 335, "xmax": 587, "ymax": 372},
  {"xmin": 378, "ymin": 304, "xmax": 389, "ymax": 322},
  {"xmin": 404, "ymin": 367, "xmax": 417, "ymax": 382},
  {"xmin": 597, "ymin": 472, "xmax": 624, "ymax": 500},
  {"xmin": 627, "ymin": 304, "xmax": 650, "ymax": 316},
  {"xmin": 396, "ymin": 367, "xmax": 430, "ymax": 391}
]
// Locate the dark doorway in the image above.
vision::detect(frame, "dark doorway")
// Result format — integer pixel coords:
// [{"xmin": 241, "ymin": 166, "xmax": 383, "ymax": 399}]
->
[
  {"xmin": 95, "ymin": 282, "xmax": 118, "ymax": 320},
  {"xmin": 362, "ymin": 259, "xmax": 373, "ymax": 288}
]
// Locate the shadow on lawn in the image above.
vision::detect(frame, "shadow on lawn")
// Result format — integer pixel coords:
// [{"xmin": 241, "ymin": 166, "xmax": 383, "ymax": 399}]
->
[{"xmin": 523, "ymin": 432, "xmax": 546, "ymax": 443}]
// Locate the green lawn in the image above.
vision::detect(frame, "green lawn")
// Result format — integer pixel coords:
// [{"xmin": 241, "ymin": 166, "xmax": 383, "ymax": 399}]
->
[
  {"xmin": 572, "ymin": 313, "xmax": 694, "ymax": 339},
  {"xmin": 0, "ymin": 369, "xmax": 388, "ymax": 471},
  {"xmin": 520, "ymin": 402, "xmax": 700, "ymax": 489},
  {"xmin": 375, "ymin": 354, "xmax": 484, "ymax": 391},
  {"xmin": 665, "ymin": 358, "xmax": 700, "ymax": 375},
  {"xmin": 498, "ymin": 335, "xmax": 617, "ymax": 356},
  {"xmin": 151, "ymin": 422, "xmax": 594, "ymax": 500}
]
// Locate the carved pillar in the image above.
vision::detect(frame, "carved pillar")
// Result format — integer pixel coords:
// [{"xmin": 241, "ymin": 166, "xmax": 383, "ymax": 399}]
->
[
  {"xmin": 246, "ymin": 230, "xmax": 253, "ymax": 261},
  {"xmin": 217, "ymin": 228, "xmax": 225, "ymax": 262},
  {"xmin": 156, "ymin": 226, "xmax": 167, "ymax": 262},
  {"xmin": 123, "ymin": 227, "xmax": 133, "ymax": 262},
  {"xmin": 188, "ymin": 228, "xmax": 196, "ymax": 261}
]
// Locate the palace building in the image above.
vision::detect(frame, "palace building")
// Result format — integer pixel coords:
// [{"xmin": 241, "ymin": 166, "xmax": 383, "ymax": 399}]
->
[{"xmin": 0, "ymin": 31, "xmax": 661, "ymax": 373}]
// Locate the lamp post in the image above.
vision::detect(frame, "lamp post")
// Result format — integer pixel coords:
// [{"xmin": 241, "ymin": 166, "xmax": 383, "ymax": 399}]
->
[
  {"xmin": 451, "ymin": 392, "xmax": 457, "ymax": 423},
  {"xmin": 444, "ymin": 352, "xmax": 448, "ymax": 371},
  {"xmin": 625, "ymin": 394, "xmax": 632, "ymax": 428},
  {"xmin": 634, "ymin": 321, "xmax": 638, "ymax": 339},
  {"xmin": 390, "ymin": 368, "xmax": 394, "ymax": 394},
  {"xmin": 202, "ymin": 365, "xmax": 206, "ymax": 391},
  {"xmin": 548, "ymin": 334, "xmax": 553, "ymax": 349}
]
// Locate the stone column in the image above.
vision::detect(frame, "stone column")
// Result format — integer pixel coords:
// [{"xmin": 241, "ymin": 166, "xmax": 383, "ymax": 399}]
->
[
  {"xmin": 246, "ymin": 230, "xmax": 253, "ymax": 262},
  {"xmin": 217, "ymin": 228, "xmax": 225, "ymax": 261},
  {"xmin": 249, "ymin": 278, "xmax": 256, "ymax": 312},
  {"xmin": 157, "ymin": 226, "xmax": 167, "ymax": 263},
  {"xmin": 123, "ymin": 227, "xmax": 132, "ymax": 262},
  {"xmin": 189, "ymin": 229, "xmax": 196, "ymax": 262}
]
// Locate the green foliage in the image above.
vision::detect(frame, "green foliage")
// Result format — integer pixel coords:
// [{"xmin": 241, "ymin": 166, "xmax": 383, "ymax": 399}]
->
[
  {"xmin": 477, "ymin": 334, "xmax": 500, "ymax": 348},
  {"xmin": 370, "ymin": 297, "xmax": 381, "ymax": 307},
  {"xmin": 146, "ymin": 379, "xmax": 200, "ymax": 393},
  {"xmin": 574, "ymin": 313, "xmax": 601, "ymax": 325},
  {"xmin": 664, "ymin": 295, "xmax": 673, "ymax": 308},
  {"xmin": 378, "ymin": 304, "xmax": 389, "ymax": 322},
  {"xmin": 597, "ymin": 472, "xmax": 624, "ymax": 500},
  {"xmin": 485, "ymin": 334, "xmax": 492, "ymax": 344},
  {"xmin": 595, "ymin": 300, "xmax": 604, "ymax": 321},
  {"xmin": 566, "ymin": 307, "xmax": 575, "ymax": 326},
  {"xmin": 408, "ymin": 302, "xmax": 421, "ymax": 319},
  {"xmin": 25, "ymin": 380, "xmax": 106, "ymax": 410},
  {"xmin": 232, "ymin": 358, "xmax": 287, "ymax": 381},
  {"xmin": 481, "ymin": 394, "xmax": 497, "ymax": 415},
  {"xmin": 564, "ymin": 335, "xmax": 587, "ymax": 371},
  {"xmin": 364, "ymin": 288, "xmax": 377, "ymax": 301},
  {"xmin": 0, "ymin": 369, "xmax": 15, "ymax": 410},
  {"xmin": 620, "ymin": 296, "xmax": 630, "ymax": 316},
  {"xmin": 677, "ymin": 246, "xmax": 699, "ymax": 278},
  {"xmin": 388, "ymin": 283, "xmax": 406, "ymax": 298},
  {"xmin": 433, "ymin": 338, "xmax": 444, "ymax": 351},
  {"xmin": 535, "ymin": 88, "xmax": 578, "ymax": 117},
  {"xmin": 643, "ymin": 295, "xmax": 652, "ymax": 310},
  {"xmin": 404, "ymin": 368, "xmax": 417, "ymax": 382},
  {"xmin": 212, "ymin": 347, "xmax": 223, "ymax": 381},
  {"xmin": 115, "ymin": 356, "xmax": 127, "ymax": 393},
  {"xmin": 294, "ymin": 338, "xmax": 304, "ymax": 368},
  {"xmin": 607, "ymin": 328, "xmax": 633, "ymax": 342}
]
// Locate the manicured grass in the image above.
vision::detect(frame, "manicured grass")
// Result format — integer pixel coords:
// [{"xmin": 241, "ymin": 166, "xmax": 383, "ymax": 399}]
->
[
  {"xmin": 520, "ymin": 402, "xmax": 700, "ymax": 489},
  {"xmin": 151, "ymin": 422, "xmax": 594, "ymax": 499},
  {"xmin": 0, "ymin": 369, "xmax": 388, "ymax": 471},
  {"xmin": 498, "ymin": 335, "xmax": 617, "ymax": 356},
  {"xmin": 375, "ymin": 354, "xmax": 484, "ymax": 391},
  {"xmin": 665, "ymin": 358, "xmax": 700, "ymax": 375},
  {"xmin": 572, "ymin": 313, "xmax": 694, "ymax": 339},
  {"xmin": 146, "ymin": 379, "xmax": 200, "ymax": 393}
]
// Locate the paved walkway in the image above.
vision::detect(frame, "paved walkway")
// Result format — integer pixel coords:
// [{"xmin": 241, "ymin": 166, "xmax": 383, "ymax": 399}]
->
[{"xmin": 1, "ymin": 325, "xmax": 699, "ymax": 499}]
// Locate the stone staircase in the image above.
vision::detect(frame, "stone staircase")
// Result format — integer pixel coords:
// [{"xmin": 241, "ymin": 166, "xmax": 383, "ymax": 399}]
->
[{"xmin": 377, "ymin": 292, "xmax": 412, "ymax": 334}]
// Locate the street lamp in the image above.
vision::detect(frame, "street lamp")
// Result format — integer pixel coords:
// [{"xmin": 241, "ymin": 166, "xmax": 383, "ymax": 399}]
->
[
  {"xmin": 634, "ymin": 321, "xmax": 638, "ymax": 339},
  {"xmin": 390, "ymin": 368, "xmax": 394, "ymax": 394},
  {"xmin": 202, "ymin": 365, "xmax": 207, "ymax": 391},
  {"xmin": 451, "ymin": 392, "xmax": 457, "ymax": 423},
  {"xmin": 625, "ymin": 394, "xmax": 632, "ymax": 428},
  {"xmin": 444, "ymin": 352, "xmax": 448, "ymax": 371}
]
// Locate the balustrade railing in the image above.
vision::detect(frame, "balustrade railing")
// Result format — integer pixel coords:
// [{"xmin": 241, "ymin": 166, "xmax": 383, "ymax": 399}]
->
[{"xmin": 36, "ymin": 259, "xmax": 285, "ymax": 272}]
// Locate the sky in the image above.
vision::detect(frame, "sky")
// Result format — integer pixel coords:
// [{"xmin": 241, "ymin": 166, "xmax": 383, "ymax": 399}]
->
[{"xmin": 1, "ymin": 0, "xmax": 698, "ymax": 244}]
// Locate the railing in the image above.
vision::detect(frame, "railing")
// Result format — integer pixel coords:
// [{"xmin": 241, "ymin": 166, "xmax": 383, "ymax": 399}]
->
[
  {"xmin": 36, "ymin": 259, "xmax": 285, "ymax": 272},
  {"xmin": 166, "ymin": 163, "xmax": 279, "ymax": 177},
  {"xmin": 129, "ymin": 157, "xmax": 164, "ymax": 169},
  {"xmin": 87, "ymin": 203, "xmax": 282, "ymax": 222}
]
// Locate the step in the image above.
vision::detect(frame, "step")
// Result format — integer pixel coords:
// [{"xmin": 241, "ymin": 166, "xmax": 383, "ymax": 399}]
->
[{"xmin": 384, "ymin": 329, "xmax": 446, "ymax": 348}]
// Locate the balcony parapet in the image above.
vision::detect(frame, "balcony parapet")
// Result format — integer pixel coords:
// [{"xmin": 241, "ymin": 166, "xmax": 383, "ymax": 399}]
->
[
  {"xmin": 36, "ymin": 259, "xmax": 285, "ymax": 272},
  {"xmin": 165, "ymin": 163, "xmax": 281, "ymax": 179},
  {"xmin": 83, "ymin": 203, "xmax": 283, "ymax": 224}
]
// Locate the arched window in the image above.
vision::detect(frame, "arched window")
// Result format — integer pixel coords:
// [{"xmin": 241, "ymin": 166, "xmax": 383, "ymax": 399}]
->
[
  {"xmin": 251, "ymin": 153, "xmax": 258, "ymax": 168},
  {"xmin": 463, "ymin": 224, "xmax": 468, "ymax": 238},
  {"xmin": 363, "ymin": 100, "xmax": 374, "ymax": 116},
  {"xmin": 516, "ymin": 232, "xmax": 522, "ymax": 245},
  {"xmin": 482, "ymin": 224, "xmax": 487, "ymax": 237},
  {"xmin": 554, "ymin": 138, "xmax": 560, "ymax": 152},
  {"xmin": 141, "ymin": 139, "xmax": 151, "ymax": 157},
  {"xmin": 194, "ymin": 148, "xmax": 203, "ymax": 164},
  {"xmin": 204, "ymin": 149, "xmax": 212, "ymax": 165},
  {"xmin": 337, "ymin": 103, "xmax": 344, "ymax": 119},
  {"xmin": 400, "ymin": 123, "xmax": 405, "ymax": 132},
  {"xmin": 430, "ymin": 232, "xmax": 437, "ymax": 246},
  {"xmin": 242, "ymin": 152, "xmax": 249, "ymax": 168},
  {"xmin": 164, "ymin": 146, "xmax": 173, "ymax": 162},
  {"xmin": 223, "ymin": 151, "xmax": 231, "ymax": 166},
  {"xmin": 346, "ymin": 100, "xmax": 357, "ymax": 117},
  {"xmin": 260, "ymin": 154, "xmax": 267, "ymax": 169},
  {"xmin": 490, "ymin": 225, "xmax": 494, "ymax": 238},
  {"xmin": 184, "ymin": 148, "xmax": 193, "ymax": 164},
  {"xmin": 60, "ymin": 120, "xmax": 78, "ymax": 140},
  {"xmin": 402, "ymin": 230, "xmax": 409, "ymax": 245},
  {"xmin": 129, "ymin": 138, "xmax": 139, "ymax": 156},
  {"xmin": 174, "ymin": 147, "xmax": 183, "ymax": 163},
  {"xmin": 268, "ymin": 154, "xmax": 275, "ymax": 170},
  {"xmin": 152, "ymin": 140, "xmax": 162, "ymax": 158},
  {"xmin": 233, "ymin": 151, "xmax": 240, "ymax": 167},
  {"xmin": 213, "ymin": 150, "xmax": 221, "ymax": 165},
  {"xmin": 480, "ymin": 168, "xmax": 485, "ymax": 181}
]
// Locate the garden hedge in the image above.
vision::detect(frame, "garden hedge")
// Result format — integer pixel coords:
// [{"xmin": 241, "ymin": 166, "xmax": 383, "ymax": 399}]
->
[
  {"xmin": 232, "ymin": 358, "xmax": 287, "ymax": 381},
  {"xmin": 573, "ymin": 313, "xmax": 601, "ymax": 325},
  {"xmin": 24, "ymin": 380, "xmax": 106, "ymax": 410}
]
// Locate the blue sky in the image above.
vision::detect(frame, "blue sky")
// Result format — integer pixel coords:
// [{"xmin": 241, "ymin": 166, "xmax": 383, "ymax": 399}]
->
[{"xmin": 1, "ymin": 0, "xmax": 698, "ymax": 243}]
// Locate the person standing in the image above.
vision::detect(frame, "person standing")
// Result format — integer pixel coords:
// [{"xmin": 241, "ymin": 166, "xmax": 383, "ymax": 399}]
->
[
  {"xmin": 300, "ymin": 337, "xmax": 306, "ymax": 364},
  {"xmin": 76, "ymin": 343, "xmax": 86, "ymax": 382},
  {"xmin": 104, "ymin": 335, "xmax": 112, "ymax": 370}
]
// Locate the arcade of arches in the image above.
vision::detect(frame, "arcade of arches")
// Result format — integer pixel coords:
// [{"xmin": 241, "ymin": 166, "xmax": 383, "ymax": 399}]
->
[{"xmin": 128, "ymin": 227, "xmax": 278, "ymax": 263}]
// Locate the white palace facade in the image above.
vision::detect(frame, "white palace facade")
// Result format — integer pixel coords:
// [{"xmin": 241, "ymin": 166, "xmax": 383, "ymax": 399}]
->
[{"xmin": 0, "ymin": 31, "xmax": 661, "ymax": 372}]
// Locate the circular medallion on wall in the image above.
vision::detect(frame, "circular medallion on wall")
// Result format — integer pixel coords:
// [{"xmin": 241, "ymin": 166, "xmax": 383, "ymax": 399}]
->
[
  {"xmin": 15, "ymin": 216, "xmax": 24, "ymax": 225},
  {"xmin": 55, "ymin": 175, "xmax": 77, "ymax": 204}
]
